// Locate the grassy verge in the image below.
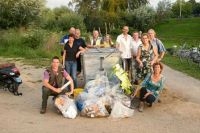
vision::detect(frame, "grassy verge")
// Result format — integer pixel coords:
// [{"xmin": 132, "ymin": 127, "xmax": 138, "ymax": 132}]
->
[
  {"xmin": 0, "ymin": 28, "xmax": 62, "ymax": 59},
  {"xmin": 163, "ymin": 54, "xmax": 200, "ymax": 80},
  {"xmin": 155, "ymin": 18, "xmax": 200, "ymax": 48},
  {"xmin": 155, "ymin": 18, "xmax": 200, "ymax": 80}
]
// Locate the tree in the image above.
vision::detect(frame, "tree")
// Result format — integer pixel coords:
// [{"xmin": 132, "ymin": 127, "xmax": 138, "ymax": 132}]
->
[
  {"xmin": 40, "ymin": 6, "xmax": 86, "ymax": 31},
  {"xmin": 188, "ymin": 0, "xmax": 200, "ymax": 16},
  {"xmin": 71, "ymin": 0, "xmax": 149, "ymax": 33},
  {"xmin": 193, "ymin": 3, "xmax": 200, "ymax": 16},
  {"xmin": 72, "ymin": 0, "xmax": 148, "ymax": 13},
  {"xmin": 0, "ymin": 0, "xmax": 45, "ymax": 29},
  {"xmin": 171, "ymin": 0, "xmax": 192, "ymax": 18},
  {"xmin": 127, "ymin": 5, "xmax": 156, "ymax": 31},
  {"xmin": 156, "ymin": 0, "xmax": 172, "ymax": 20}
]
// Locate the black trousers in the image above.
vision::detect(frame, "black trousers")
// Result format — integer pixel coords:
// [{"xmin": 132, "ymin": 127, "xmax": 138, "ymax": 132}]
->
[
  {"xmin": 77, "ymin": 56, "xmax": 81, "ymax": 73},
  {"xmin": 41, "ymin": 86, "xmax": 67, "ymax": 109},
  {"xmin": 139, "ymin": 87, "xmax": 156, "ymax": 104},
  {"xmin": 121, "ymin": 58, "xmax": 132, "ymax": 72}
]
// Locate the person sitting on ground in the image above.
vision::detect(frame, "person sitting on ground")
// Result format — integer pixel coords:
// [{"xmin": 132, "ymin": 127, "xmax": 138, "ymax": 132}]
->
[
  {"xmin": 132, "ymin": 62, "xmax": 165, "ymax": 112},
  {"xmin": 148, "ymin": 29, "xmax": 166, "ymax": 62},
  {"xmin": 87, "ymin": 30, "xmax": 103, "ymax": 48},
  {"xmin": 40, "ymin": 56, "xmax": 74, "ymax": 114}
]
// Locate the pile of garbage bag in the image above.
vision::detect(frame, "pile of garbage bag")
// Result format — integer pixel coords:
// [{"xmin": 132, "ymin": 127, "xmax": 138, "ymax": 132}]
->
[
  {"xmin": 55, "ymin": 64, "xmax": 134, "ymax": 118},
  {"xmin": 76, "ymin": 72, "xmax": 134, "ymax": 118}
]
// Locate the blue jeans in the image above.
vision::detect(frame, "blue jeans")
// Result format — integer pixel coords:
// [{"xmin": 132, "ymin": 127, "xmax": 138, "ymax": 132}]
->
[{"xmin": 65, "ymin": 61, "xmax": 77, "ymax": 88}]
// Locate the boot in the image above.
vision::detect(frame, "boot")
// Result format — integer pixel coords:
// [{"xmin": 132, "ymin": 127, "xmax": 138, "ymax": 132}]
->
[
  {"xmin": 40, "ymin": 108, "xmax": 46, "ymax": 114},
  {"xmin": 138, "ymin": 102, "xmax": 144, "ymax": 112}
]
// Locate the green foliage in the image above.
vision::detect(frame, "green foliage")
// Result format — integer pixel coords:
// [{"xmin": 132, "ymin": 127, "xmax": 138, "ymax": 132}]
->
[
  {"xmin": 0, "ymin": 28, "xmax": 61, "ymax": 59},
  {"xmin": 22, "ymin": 29, "xmax": 47, "ymax": 49},
  {"xmin": 155, "ymin": 18, "xmax": 200, "ymax": 48},
  {"xmin": 155, "ymin": 18, "xmax": 200, "ymax": 80},
  {"xmin": 129, "ymin": 6, "xmax": 156, "ymax": 31},
  {"xmin": 192, "ymin": 2, "xmax": 200, "ymax": 16},
  {"xmin": 73, "ymin": 0, "xmax": 149, "ymax": 13},
  {"xmin": 110, "ymin": 28, "xmax": 121, "ymax": 37},
  {"xmin": 40, "ymin": 6, "xmax": 86, "ymax": 32},
  {"xmin": 71, "ymin": 0, "xmax": 149, "ymax": 33},
  {"xmin": 0, "ymin": 0, "xmax": 44, "ymax": 29},
  {"xmin": 156, "ymin": 0, "xmax": 173, "ymax": 21},
  {"xmin": 171, "ymin": 0, "xmax": 193, "ymax": 18},
  {"xmin": 163, "ymin": 54, "xmax": 200, "ymax": 80}
]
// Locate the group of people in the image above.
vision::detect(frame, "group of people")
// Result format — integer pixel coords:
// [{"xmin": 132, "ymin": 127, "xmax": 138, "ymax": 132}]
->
[
  {"xmin": 116, "ymin": 26, "xmax": 166, "ymax": 112},
  {"xmin": 40, "ymin": 27, "xmax": 114, "ymax": 114},
  {"xmin": 40, "ymin": 26, "xmax": 166, "ymax": 114}
]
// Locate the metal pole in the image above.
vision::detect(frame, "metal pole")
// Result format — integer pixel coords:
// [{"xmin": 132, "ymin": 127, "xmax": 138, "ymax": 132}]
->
[{"xmin": 99, "ymin": 57, "xmax": 104, "ymax": 71}]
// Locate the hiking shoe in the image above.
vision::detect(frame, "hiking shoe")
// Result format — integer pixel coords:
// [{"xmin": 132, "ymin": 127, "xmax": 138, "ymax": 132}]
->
[
  {"xmin": 138, "ymin": 102, "xmax": 144, "ymax": 112},
  {"xmin": 158, "ymin": 99, "xmax": 162, "ymax": 103},
  {"xmin": 148, "ymin": 103, "xmax": 152, "ymax": 107},
  {"xmin": 40, "ymin": 108, "xmax": 46, "ymax": 114},
  {"xmin": 133, "ymin": 80, "xmax": 139, "ymax": 85}
]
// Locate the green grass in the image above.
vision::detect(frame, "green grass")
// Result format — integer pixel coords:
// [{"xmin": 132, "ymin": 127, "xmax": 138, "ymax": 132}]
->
[
  {"xmin": 163, "ymin": 54, "xmax": 200, "ymax": 80},
  {"xmin": 0, "ymin": 28, "xmax": 61, "ymax": 59},
  {"xmin": 155, "ymin": 18, "xmax": 200, "ymax": 48},
  {"xmin": 155, "ymin": 18, "xmax": 200, "ymax": 80}
]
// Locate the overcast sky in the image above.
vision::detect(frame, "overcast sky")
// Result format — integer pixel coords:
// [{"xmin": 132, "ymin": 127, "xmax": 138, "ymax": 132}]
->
[{"xmin": 46, "ymin": 0, "xmax": 200, "ymax": 9}]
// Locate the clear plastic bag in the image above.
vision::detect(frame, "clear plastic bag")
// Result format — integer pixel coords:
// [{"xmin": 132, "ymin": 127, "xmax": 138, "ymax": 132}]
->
[
  {"xmin": 110, "ymin": 100, "xmax": 134, "ymax": 118},
  {"xmin": 75, "ymin": 92, "xmax": 98, "ymax": 111},
  {"xmin": 55, "ymin": 95, "xmax": 78, "ymax": 119},
  {"xmin": 80, "ymin": 98, "xmax": 110, "ymax": 118},
  {"xmin": 84, "ymin": 75, "xmax": 110, "ymax": 97}
]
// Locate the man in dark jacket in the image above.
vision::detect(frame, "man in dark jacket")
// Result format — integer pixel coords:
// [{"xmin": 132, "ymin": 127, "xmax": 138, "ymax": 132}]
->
[{"xmin": 40, "ymin": 56, "xmax": 74, "ymax": 114}]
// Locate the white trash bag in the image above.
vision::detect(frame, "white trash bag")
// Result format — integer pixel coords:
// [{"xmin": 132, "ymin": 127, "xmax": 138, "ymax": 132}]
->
[
  {"xmin": 110, "ymin": 100, "xmax": 134, "ymax": 118},
  {"xmin": 55, "ymin": 95, "xmax": 78, "ymax": 119}
]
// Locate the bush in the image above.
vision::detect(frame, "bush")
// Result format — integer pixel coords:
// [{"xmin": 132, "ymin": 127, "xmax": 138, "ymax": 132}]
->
[
  {"xmin": 0, "ymin": 0, "xmax": 43, "ymax": 29},
  {"xmin": 22, "ymin": 29, "xmax": 47, "ymax": 49},
  {"xmin": 109, "ymin": 29, "xmax": 121, "ymax": 37},
  {"xmin": 40, "ymin": 7, "xmax": 86, "ymax": 32},
  {"xmin": 0, "ymin": 28, "xmax": 61, "ymax": 59}
]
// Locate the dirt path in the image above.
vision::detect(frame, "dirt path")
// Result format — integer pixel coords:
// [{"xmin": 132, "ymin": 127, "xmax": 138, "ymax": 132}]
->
[
  {"xmin": 163, "ymin": 65, "xmax": 200, "ymax": 104},
  {"xmin": 0, "ymin": 58, "xmax": 200, "ymax": 133}
]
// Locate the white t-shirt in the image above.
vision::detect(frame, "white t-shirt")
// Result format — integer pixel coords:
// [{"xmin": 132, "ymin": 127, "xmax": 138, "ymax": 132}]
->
[
  {"xmin": 132, "ymin": 39, "xmax": 142, "ymax": 57},
  {"xmin": 116, "ymin": 34, "xmax": 132, "ymax": 59}
]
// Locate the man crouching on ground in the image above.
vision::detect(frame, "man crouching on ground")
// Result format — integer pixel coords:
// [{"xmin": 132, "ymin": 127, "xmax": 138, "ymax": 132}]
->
[{"xmin": 40, "ymin": 56, "xmax": 74, "ymax": 114}]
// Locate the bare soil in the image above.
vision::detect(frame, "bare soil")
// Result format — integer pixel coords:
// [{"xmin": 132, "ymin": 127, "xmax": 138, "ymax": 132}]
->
[{"xmin": 0, "ymin": 57, "xmax": 200, "ymax": 133}]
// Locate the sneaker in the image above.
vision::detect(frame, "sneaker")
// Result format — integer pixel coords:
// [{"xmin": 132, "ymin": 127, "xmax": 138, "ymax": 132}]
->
[
  {"xmin": 138, "ymin": 102, "xmax": 144, "ymax": 112},
  {"xmin": 40, "ymin": 108, "xmax": 46, "ymax": 114}
]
